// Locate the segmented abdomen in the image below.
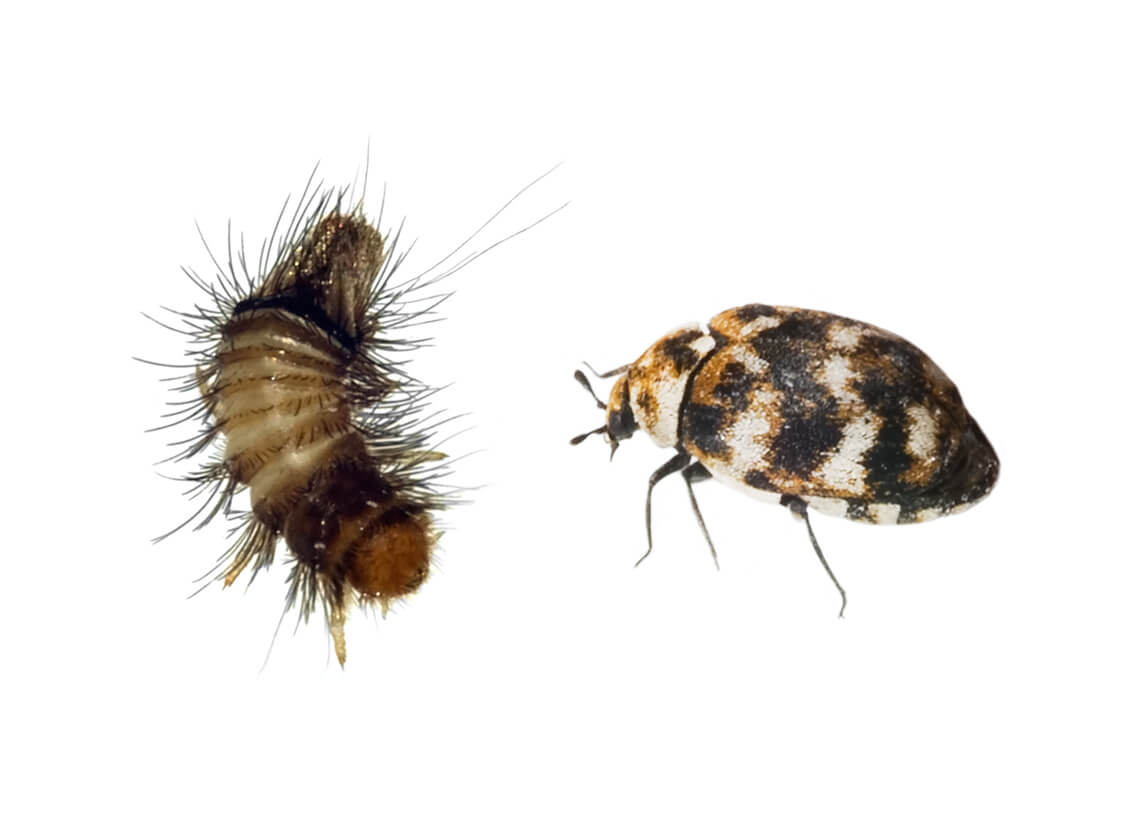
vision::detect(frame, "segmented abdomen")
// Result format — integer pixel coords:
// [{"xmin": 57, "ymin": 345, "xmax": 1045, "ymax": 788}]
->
[{"xmin": 213, "ymin": 308, "xmax": 353, "ymax": 521}]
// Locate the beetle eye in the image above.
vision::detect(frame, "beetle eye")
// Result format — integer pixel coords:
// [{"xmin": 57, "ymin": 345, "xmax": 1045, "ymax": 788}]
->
[{"xmin": 606, "ymin": 398, "xmax": 637, "ymax": 442}]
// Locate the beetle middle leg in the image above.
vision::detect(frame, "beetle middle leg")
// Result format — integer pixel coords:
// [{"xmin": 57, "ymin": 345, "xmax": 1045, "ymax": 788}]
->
[
  {"xmin": 780, "ymin": 494, "xmax": 848, "ymax": 617},
  {"xmin": 635, "ymin": 451, "xmax": 691, "ymax": 567},
  {"xmin": 682, "ymin": 462, "xmax": 719, "ymax": 570}
]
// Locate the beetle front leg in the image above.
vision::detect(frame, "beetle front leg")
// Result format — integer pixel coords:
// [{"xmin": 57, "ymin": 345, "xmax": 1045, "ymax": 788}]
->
[{"xmin": 635, "ymin": 451, "xmax": 691, "ymax": 567}]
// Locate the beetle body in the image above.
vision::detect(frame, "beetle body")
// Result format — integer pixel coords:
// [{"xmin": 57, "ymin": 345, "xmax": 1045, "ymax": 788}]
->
[{"xmin": 575, "ymin": 303, "xmax": 1000, "ymax": 612}]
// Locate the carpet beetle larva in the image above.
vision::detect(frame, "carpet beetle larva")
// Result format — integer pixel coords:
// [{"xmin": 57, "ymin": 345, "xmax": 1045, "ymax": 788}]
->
[
  {"xmin": 572, "ymin": 303, "xmax": 1000, "ymax": 614},
  {"xmin": 147, "ymin": 167, "xmax": 560, "ymax": 665}
]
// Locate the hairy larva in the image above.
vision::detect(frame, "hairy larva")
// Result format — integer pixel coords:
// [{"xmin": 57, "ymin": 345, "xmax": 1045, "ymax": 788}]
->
[{"xmin": 147, "ymin": 167, "xmax": 557, "ymax": 665}]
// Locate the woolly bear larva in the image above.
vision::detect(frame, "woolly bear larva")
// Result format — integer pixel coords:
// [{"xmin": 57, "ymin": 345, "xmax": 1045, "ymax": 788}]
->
[{"xmin": 147, "ymin": 166, "xmax": 559, "ymax": 665}]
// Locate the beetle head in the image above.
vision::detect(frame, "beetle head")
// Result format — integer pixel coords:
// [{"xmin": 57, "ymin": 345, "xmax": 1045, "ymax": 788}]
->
[{"xmin": 570, "ymin": 367, "xmax": 639, "ymax": 457}]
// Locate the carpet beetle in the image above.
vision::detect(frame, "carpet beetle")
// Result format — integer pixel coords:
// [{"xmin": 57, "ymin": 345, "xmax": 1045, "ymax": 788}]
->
[{"xmin": 572, "ymin": 303, "xmax": 1000, "ymax": 614}]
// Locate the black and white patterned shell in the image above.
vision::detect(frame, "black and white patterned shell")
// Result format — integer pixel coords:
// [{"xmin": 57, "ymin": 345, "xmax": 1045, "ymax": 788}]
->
[{"xmin": 600, "ymin": 303, "xmax": 999, "ymax": 525}]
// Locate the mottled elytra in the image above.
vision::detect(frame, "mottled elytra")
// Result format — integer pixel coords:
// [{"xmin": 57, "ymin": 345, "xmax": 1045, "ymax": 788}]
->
[{"xmin": 572, "ymin": 304, "xmax": 1000, "ymax": 614}]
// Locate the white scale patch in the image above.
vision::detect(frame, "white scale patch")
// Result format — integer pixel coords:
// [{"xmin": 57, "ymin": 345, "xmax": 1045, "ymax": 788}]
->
[
  {"xmin": 802, "ymin": 497, "xmax": 903, "ymax": 524},
  {"xmin": 736, "ymin": 314, "xmax": 782, "ymax": 337},
  {"xmin": 828, "ymin": 322, "xmax": 864, "ymax": 351},
  {"xmin": 693, "ymin": 334, "xmax": 716, "ymax": 356},
  {"xmin": 904, "ymin": 403, "xmax": 939, "ymax": 463},
  {"xmin": 635, "ymin": 330, "xmax": 715, "ymax": 448},
  {"xmin": 811, "ymin": 353, "xmax": 877, "ymax": 494},
  {"xmin": 867, "ymin": 502, "xmax": 901, "ymax": 525},
  {"xmin": 726, "ymin": 341, "xmax": 772, "ymax": 378},
  {"xmin": 820, "ymin": 354, "xmax": 856, "ymax": 397},
  {"xmin": 722, "ymin": 400, "xmax": 779, "ymax": 480},
  {"xmin": 709, "ymin": 342, "xmax": 779, "ymax": 482},
  {"xmin": 804, "ymin": 496, "xmax": 848, "ymax": 518},
  {"xmin": 812, "ymin": 412, "xmax": 878, "ymax": 495}
]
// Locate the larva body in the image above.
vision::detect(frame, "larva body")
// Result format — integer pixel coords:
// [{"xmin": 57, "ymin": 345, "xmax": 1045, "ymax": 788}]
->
[
  {"xmin": 574, "ymin": 303, "xmax": 999, "ymax": 612},
  {"xmin": 160, "ymin": 186, "xmax": 449, "ymax": 665}
]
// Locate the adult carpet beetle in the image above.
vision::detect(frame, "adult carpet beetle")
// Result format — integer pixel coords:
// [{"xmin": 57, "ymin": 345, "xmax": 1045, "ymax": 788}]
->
[{"xmin": 571, "ymin": 303, "xmax": 1000, "ymax": 615}]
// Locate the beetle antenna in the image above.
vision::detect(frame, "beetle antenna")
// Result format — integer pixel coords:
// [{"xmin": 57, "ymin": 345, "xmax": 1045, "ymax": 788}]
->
[
  {"xmin": 781, "ymin": 495, "xmax": 847, "ymax": 617},
  {"xmin": 573, "ymin": 369, "xmax": 606, "ymax": 409},
  {"xmin": 582, "ymin": 361, "xmax": 631, "ymax": 379},
  {"xmin": 570, "ymin": 426, "xmax": 607, "ymax": 446}
]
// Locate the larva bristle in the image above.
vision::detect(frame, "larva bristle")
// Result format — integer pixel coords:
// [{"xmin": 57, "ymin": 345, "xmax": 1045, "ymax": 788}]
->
[{"xmin": 154, "ymin": 176, "xmax": 455, "ymax": 666}]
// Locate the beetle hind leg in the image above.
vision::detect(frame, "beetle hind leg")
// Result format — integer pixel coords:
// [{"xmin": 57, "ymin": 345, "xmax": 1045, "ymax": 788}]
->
[{"xmin": 780, "ymin": 494, "xmax": 848, "ymax": 618}]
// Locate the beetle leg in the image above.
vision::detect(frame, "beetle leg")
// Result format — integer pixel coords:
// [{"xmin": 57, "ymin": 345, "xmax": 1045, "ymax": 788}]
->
[
  {"xmin": 635, "ymin": 451, "xmax": 691, "ymax": 567},
  {"xmin": 682, "ymin": 462, "xmax": 719, "ymax": 570},
  {"xmin": 780, "ymin": 494, "xmax": 848, "ymax": 618}
]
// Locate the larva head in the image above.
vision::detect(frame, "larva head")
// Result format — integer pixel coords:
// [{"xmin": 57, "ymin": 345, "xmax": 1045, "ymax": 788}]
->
[
  {"xmin": 570, "ymin": 369, "xmax": 639, "ymax": 455},
  {"xmin": 303, "ymin": 213, "xmax": 386, "ymax": 290},
  {"xmin": 259, "ymin": 211, "xmax": 386, "ymax": 343},
  {"xmin": 346, "ymin": 509, "xmax": 433, "ymax": 608}
]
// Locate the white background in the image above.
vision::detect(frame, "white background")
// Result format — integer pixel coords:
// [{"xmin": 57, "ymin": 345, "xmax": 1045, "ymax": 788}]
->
[{"xmin": 4, "ymin": 2, "xmax": 1138, "ymax": 837}]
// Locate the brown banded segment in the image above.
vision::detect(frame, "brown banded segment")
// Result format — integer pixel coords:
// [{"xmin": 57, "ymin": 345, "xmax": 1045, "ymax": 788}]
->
[
  {"xmin": 215, "ymin": 380, "xmax": 341, "ymax": 432},
  {"xmin": 222, "ymin": 307, "xmax": 352, "ymax": 362},
  {"xmin": 212, "ymin": 308, "xmax": 355, "ymax": 496},
  {"xmin": 344, "ymin": 507, "xmax": 432, "ymax": 601},
  {"xmin": 217, "ymin": 309, "xmax": 351, "ymax": 388},
  {"xmin": 281, "ymin": 447, "xmax": 432, "ymax": 607}
]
